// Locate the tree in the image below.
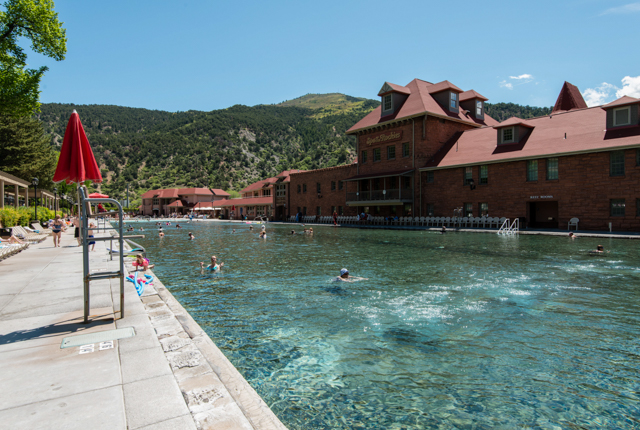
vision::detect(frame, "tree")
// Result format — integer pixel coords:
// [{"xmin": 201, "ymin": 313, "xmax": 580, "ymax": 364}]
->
[
  {"xmin": 0, "ymin": 113, "xmax": 57, "ymax": 189},
  {"xmin": 0, "ymin": 0, "xmax": 66, "ymax": 116}
]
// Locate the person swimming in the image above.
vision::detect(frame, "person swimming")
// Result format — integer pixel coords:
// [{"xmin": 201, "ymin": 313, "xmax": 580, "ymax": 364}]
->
[
  {"xmin": 259, "ymin": 231, "xmax": 267, "ymax": 239},
  {"xmin": 232, "ymin": 229, "xmax": 236, "ymax": 233},
  {"xmin": 334, "ymin": 268, "xmax": 368, "ymax": 282},
  {"xmin": 200, "ymin": 255, "xmax": 224, "ymax": 270},
  {"xmin": 188, "ymin": 232, "xmax": 195, "ymax": 240},
  {"xmin": 589, "ymin": 244, "xmax": 604, "ymax": 254}
]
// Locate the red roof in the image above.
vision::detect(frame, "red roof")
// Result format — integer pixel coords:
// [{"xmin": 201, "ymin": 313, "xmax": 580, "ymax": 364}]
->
[
  {"xmin": 210, "ymin": 188, "xmax": 230, "ymax": 196},
  {"xmin": 141, "ymin": 187, "xmax": 214, "ymax": 199},
  {"xmin": 378, "ymin": 82, "xmax": 411, "ymax": 96},
  {"xmin": 167, "ymin": 200, "xmax": 183, "ymax": 207},
  {"xmin": 276, "ymin": 169, "xmax": 305, "ymax": 182},
  {"xmin": 602, "ymin": 96, "xmax": 640, "ymax": 109},
  {"xmin": 178, "ymin": 187, "xmax": 213, "ymax": 195},
  {"xmin": 459, "ymin": 90, "xmax": 488, "ymax": 102},
  {"xmin": 494, "ymin": 117, "xmax": 535, "ymax": 129},
  {"xmin": 422, "ymin": 106, "xmax": 640, "ymax": 169},
  {"xmin": 552, "ymin": 82, "xmax": 588, "ymax": 113},
  {"xmin": 241, "ymin": 178, "xmax": 278, "ymax": 193},
  {"xmin": 427, "ymin": 80, "xmax": 463, "ymax": 94},
  {"xmin": 218, "ymin": 197, "xmax": 272, "ymax": 207},
  {"xmin": 347, "ymin": 79, "xmax": 499, "ymax": 134}
]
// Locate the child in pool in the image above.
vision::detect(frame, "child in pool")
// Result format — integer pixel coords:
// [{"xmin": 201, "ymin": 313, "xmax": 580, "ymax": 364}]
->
[{"xmin": 200, "ymin": 255, "xmax": 224, "ymax": 270}]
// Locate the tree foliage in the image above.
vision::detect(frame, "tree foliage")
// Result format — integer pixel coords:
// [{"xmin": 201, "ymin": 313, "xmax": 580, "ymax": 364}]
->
[
  {"xmin": 484, "ymin": 102, "xmax": 552, "ymax": 122},
  {"xmin": 0, "ymin": 0, "xmax": 66, "ymax": 116}
]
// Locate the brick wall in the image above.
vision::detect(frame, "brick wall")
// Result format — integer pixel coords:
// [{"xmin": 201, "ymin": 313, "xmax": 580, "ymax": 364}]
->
[
  {"xmin": 422, "ymin": 149, "xmax": 640, "ymax": 231},
  {"xmin": 289, "ymin": 165, "xmax": 358, "ymax": 217}
]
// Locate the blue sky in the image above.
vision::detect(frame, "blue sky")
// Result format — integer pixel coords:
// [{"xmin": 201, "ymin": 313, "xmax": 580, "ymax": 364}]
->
[{"xmin": 23, "ymin": 0, "xmax": 640, "ymax": 111}]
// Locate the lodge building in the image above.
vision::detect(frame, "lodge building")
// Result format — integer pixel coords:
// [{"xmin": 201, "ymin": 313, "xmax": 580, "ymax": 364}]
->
[{"xmin": 285, "ymin": 79, "xmax": 640, "ymax": 231}]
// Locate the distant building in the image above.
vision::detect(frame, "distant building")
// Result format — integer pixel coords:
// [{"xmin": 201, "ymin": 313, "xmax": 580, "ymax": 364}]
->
[
  {"xmin": 139, "ymin": 188, "xmax": 229, "ymax": 217},
  {"xmin": 218, "ymin": 170, "xmax": 304, "ymax": 220},
  {"xmin": 286, "ymin": 79, "xmax": 640, "ymax": 231}
]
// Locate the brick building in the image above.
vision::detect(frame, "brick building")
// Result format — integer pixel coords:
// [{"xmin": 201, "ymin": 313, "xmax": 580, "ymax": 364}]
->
[
  {"xmin": 286, "ymin": 79, "xmax": 640, "ymax": 231},
  {"xmin": 140, "ymin": 188, "xmax": 229, "ymax": 217}
]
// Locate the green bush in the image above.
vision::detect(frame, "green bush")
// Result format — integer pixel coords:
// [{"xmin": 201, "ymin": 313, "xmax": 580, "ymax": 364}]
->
[{"xmin": 0, "ymin": 208, "xmax": 20, "ymax": 227}]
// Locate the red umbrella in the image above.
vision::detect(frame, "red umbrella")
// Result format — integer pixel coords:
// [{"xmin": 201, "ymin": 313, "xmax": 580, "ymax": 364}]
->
[
  {"xmin": 53, "ymin": 110, "xmax": 103, "ymax": 185},
  {"xmin": 88, "ymin": 192, "xmax": 109, "ymax": 198}
]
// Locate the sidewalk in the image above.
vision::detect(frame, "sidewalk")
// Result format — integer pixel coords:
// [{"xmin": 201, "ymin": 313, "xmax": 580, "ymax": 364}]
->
[{"xmin": 0, "ymin": 229, "xmax": 287, "ymax": 429}]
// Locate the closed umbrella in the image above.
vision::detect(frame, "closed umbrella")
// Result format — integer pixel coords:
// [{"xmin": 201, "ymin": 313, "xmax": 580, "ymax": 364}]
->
[{"xmin": 53, "ymin": 110, "xmax": 102, "ymax": 185}]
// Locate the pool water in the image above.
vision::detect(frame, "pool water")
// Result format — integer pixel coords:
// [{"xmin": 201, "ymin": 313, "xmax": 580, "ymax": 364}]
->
[{"xmin": 128, "ymin": 221, "xmax": 640, "ymax": 429}]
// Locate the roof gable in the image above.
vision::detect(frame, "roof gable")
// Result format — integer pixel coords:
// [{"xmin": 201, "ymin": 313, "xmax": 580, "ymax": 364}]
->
[
  {"xmin": 602, "ymin": 96, "xmax": 640, "ymax": 109},
  {"xmin": 378, "ymin": 82, "xmax": 411, "ymax": 96},
  {"xmin": 552, "ymin": 81, "xmax": 588, "ymax": 113},
  {"xmin": 427, "ymin": 80, "xmax": 463, "ymax": 94},
  {"xmin": 459, "ymin": 90, "xmax": 488, "ymax": 102}
]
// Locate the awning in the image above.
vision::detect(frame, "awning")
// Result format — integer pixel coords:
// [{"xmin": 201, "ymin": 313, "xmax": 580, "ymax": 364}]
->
[{"xmin": 343, "ymin": 168, "xmax": 414, "ymax": 182}]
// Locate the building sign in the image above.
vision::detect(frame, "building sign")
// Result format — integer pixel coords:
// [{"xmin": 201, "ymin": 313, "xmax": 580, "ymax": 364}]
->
[
  {"xmin": 365, "ymin": 131, "xmax": 403, "ymax": 146},
  {"xmin": 529, "ymin": 195, "xmax": 553, "ymax": 199}
]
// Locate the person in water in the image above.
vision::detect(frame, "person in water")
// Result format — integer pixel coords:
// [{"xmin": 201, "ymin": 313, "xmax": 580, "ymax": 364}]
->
[
  {"xmin": 200, "ymin": 255, "xmax": 224, "ymax": 270},
  {"xmin": 232, "ymin": 229, "xmax": 236, "ymax": 233},
  {"xmin": 589, "ymin": 244, "xmax": 604, "ymax": 254},
  {"xmin": 188, "ymin": 232, "xmax": 195, "ymax": 240},
  {"xmin": 291, "ymin": 230, "xmax": 296, "ymax": 235},
  {"xmin": 339, "ymin": 268, "xmax": 349, "ymax": 280},
  {"xmin": 159, "ymin": 231, "xmax": 165, "ymax": 238},
  {"xmin": 259, "ymin": 231, "xmax": 267, "ymax": 239},
  {"xmin": 569, "ymin": 232, "xmax": 576, "ymax": 239},
  {"xmin": 441, "ymin": 226, "xmax": 447, "ymax": 234},
  {"xmin": 335, "ymin": 268, "xmax": 368, "ymax": 282}
]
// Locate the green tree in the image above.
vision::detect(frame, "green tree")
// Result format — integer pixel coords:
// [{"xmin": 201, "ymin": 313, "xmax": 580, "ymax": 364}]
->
[
  {"xmin": 0, "ymin": 113, "xmax": 57, "ymax": 189},
  {"xmin": 0, "ymin": 0, "xmax": 66, "ymax": 116}
]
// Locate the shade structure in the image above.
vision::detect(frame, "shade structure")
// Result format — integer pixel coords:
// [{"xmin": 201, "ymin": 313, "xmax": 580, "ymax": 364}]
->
[
  {"xmin": 53, "ymin": 110, "xmax": 103, "ymax": 184},
  {"xmin": 88, "ymin": 192, "xmax": 109, "ymax": 198}
]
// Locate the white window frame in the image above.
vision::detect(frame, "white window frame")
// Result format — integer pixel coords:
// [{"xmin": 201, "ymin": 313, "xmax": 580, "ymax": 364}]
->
[
  {"xmin": 450, "ymin": 92, "xmax": 457, "ymax": 108},
  {"xmin": 383, "ymin": 94, "xmax": 392, "ymax": 112},
  {"xmin": 613, "ymin": 106, "xmax": 631, "ymax": 127},
  {"xmin": 476, "ymin": 101, "xmax": 483, "ymax": 116},
  {"xmin": 501, "ymin": 127, "xmax": 515, "ymax": 144}
]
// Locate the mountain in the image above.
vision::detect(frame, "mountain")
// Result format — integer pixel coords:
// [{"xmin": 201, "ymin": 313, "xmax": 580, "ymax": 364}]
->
[{"xmin": 36, "ymin": 95, "xmax": 551, "ymax": 205}]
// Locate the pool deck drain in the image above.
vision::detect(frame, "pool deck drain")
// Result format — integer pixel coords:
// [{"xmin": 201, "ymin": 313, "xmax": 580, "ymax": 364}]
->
[{"xmin": 0, "ymin": 227, "xmax": 288, "ymax": 430}]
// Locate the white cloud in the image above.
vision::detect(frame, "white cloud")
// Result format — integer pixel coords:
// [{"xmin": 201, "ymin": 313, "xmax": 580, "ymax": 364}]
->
[
  {"xmin": 601, "ymin": 2, "xmax": 640, "ymax": 15},
  {"xmin": 499, "ymin": 80, "xmax": 513, "ymax": 90},
  {"xmin": 616, "ymin": 75, "xmax": 640, "ymax": 98},
  {"xmin": 582, "ymin": 76, "xmax": 640, "ymax": 106},
  {"xmin": 509, "ymin": 74, "xmax": 533, "ymax": 80}
]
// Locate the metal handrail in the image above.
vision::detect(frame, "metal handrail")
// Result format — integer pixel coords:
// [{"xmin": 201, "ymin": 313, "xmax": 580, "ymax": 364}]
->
[{"xmin": 79, "ymin": 187, "xmax": 125, "ymax": 323}]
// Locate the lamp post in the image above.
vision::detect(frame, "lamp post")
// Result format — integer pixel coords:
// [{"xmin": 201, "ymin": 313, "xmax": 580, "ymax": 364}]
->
[
  {"xmin": 53, "ymin": 186, "xmax": 58, "ymax": 218},
  {"xmin": 32, "ymin": 177, "xmax": 39, "ymax": 225}
]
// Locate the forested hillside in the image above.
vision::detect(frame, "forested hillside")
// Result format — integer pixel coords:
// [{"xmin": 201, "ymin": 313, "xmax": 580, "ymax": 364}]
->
[{"xmin": 37, "ymin": 95, "xmax": 551, "ymax": 204}]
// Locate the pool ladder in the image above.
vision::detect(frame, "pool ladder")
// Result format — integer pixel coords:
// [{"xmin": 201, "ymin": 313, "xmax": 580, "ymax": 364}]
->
[{"xmin": 498, "ymin": 218, "xmax": 519, "ymax": 235}]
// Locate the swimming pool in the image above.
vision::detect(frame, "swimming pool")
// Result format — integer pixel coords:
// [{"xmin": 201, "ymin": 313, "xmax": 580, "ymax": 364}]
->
[{"xmin": 128, "ymin": 221, "xmax": 640, "ymax": 429}]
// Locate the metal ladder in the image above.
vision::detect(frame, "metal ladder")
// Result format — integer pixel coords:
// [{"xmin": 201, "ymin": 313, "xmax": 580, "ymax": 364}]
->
[
  {"xmin": 79, "ymin": 187, "xmax": 125, "ymax": 323},
  {"xmin": 497, "ymin": 218, "xmax": 519, "ymax": 235}
]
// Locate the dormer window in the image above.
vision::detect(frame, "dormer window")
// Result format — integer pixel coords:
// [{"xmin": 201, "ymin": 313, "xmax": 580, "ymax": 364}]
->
[
  {"xmin": 476, "ymin": 101, "xmax": 483, "ymax": 117},
  {"xmin": 502, "ymin": 127, "xmax": 514, "ymax": 143},
  {"xmin": 383, "ymin": 94, "xmax": 392, "ymax": 112},
  {"xmin": 614, "ymin": 106, "xmax": 631, "ymax": 126},
  {"xmin": 450, "ymin": 92, "xmax": 457, "ymax": 109}
]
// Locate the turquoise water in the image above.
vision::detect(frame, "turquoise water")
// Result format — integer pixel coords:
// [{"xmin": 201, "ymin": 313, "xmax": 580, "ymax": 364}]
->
[{"xmin": 128, "ymin": 221, "xmax": 640, "ymax": 429}]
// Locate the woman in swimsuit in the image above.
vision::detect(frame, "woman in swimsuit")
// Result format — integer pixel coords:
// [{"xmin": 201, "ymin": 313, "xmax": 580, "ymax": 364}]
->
[{"xmin": 51, "ymin": 215, "xmax": 65, "ymax": 247}]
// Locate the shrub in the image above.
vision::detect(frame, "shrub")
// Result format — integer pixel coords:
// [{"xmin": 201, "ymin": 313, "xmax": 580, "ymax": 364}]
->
[{"xmin": 0, "ymin": 208, "xmax": 20, "ymax": 227}]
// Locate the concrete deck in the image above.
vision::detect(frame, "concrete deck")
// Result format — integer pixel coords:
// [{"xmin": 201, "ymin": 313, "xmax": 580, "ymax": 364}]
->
[{"xmin": 0, "ymin": 228, "xmax": 287, "ymax": 429}]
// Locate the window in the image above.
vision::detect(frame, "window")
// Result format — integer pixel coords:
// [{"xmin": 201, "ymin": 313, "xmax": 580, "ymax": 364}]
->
[
  {"xmin": 402, "ymin": 142, "xmax": 410, "ymax": 157},
  {"xmin": 254, "ymin": 192, "xmax": 259, "ymax": 197},
  {"xmin": 450, "ymin": 92, "xmax": 457, "ymax": 109},
  {"xmin": 426, "ymin": 171, "xmax": 434, "ymax": 183},
  {"xmin": 480, "ymin": 202, "xmax": 489, "ymax": 217},
  {"xmin": 331, "ymin": 206, "xmax": 336, "ymax": 214},
  {"xmin": 388, "ymin": 177, "xmax": 397, "ymax": 189},
  {"xmin": 464, "ymin": 203, "xmax": 473, "ymax": 217},
  {"xmin": 256, "ymin": 206, "xmax": 265, "ymax": 215},
  {"xmin": 373, "ymin": 148, "xmax": 381, "ymax": 162},
  {"xmin": 338, "ymin": 181, "xmax": 343, "ymax": 190},
  {"xmin": 637, "ymin": 199, "xmax": 640, "ymax": 216},
  {"xmin": 302, "ymin": 206, "xmax": 307, "ymax": 215},
  {"xmin": 316, "ymin": 206, "xmax": 321, "ymax": 216},
  {"xmin": 262, "ymin": 188, "xmax": 271, "ymax": 197},
  {"xmin": 476, "ymin": 101, "xmax": 482, "ymax": 116},
  {"xmin": 610, "ymin": 150, "xmax": 625, "ymax": 176},
  {"xmin": 152, "ymin": 198, "xmax": 159, "ymax": 205},
  {"xmin": 297, "ymin": 184, "xmax": 301, "ymax": 193},
  {"xmin": 613, "ymin": 107, "xmax": 631, "ymax": 126},
  {"xmin": 403, "ymin": 176, "xmax": 411, "ymax": 189},
  {"xmin": 611, "ymin": 199, "xmax": 625, "ymax": 217},
  {"xmin": 331, "ymin": 181, "xmax": 336, "ymax": 191},
  {"xmin": 317, "ymin": 183, "xmax": 321, "ymax": 193},
  {"xmin": 383, "ymin": 94, "xmax": 392, "ymax": 111},
  {"xmin": 426, "ymin": 204, "xmax": 434, "ymax": 216},
  {"xmin": 338, "ymin": 206, "xmax": 344, "ymax": 215},
  {"xmin": 276, "ymin": 185, "xmax": 286, "ymax": 197},
  {"xmin": 361, "ymin": 150, "xmax": 367, "ymax": 164},
  {"xmin": 480, "ymin": 165, "xmax": 488, "ymax": 184},
  {"xmin": 546, "ymin": 158, "xmax": 558, "ymax": 180},
  {"xmin": 526, "ymin": 160, "xmax": 538, "ymax": 181},
  {"xmin": 387, "ymin": 145, "xmax": 396, "ymax": 160},
  {"xmin": 303, "ymin": 184, "xmax": 307, "ymax": 193},
  {"xmin": 297, "ymin": 207, "xmax": 301, "ymax": 214},
  {"xmin": 463, "ymin": 167, "xmax": 473, "ymax": 185},
  {"xmin": 502, "ymin": 127, "xmax": 514, "ymax": 143}
]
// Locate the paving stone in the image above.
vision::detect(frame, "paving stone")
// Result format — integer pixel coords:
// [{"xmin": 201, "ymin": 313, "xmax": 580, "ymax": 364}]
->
[
  {"xmin": 123, "ymin": 375, "xmax": 191, "ymax": 430},
  {"xmin": 120, "ymin": 345, "xmax": 173, "ymax": 384},
  {"xmin": 136, "ymin": 414, "xmax": 197, "ymax": 430}
]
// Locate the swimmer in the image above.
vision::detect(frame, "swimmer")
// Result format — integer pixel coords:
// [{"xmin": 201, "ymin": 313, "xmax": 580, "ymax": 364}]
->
[
  {"xmin": 259, "ymin": 231, "xmax": 267, "ymax": 239},
  {"xmin": 249, "ymin": 226, "xmax": 253, "ymax": 231},
  {"xmin": 309, "ymin": 227, "xmax": 313, "ymax": 235},
  {"xmin": 303, "ymin": 228, "xmax": 308, "ymax": 234},
  {"xmin": 569, "ymin": 232, "xmax": 576, "ymax": 239},
  {"xmin": 291, "ymin": 230, "xmax": 296, "ymax": 235},
  {"xmin": 232, "ymin": 229, "xmax": 236, "ymax": 233},
  {"xmin": 261, "ymin": 224, "xmax": 266, "ymax": 231},
  {"xmin": 139, "ymin": 227, "xmax": 144, "ymax": 231},
  {"xmin": 188, "ymin": 232, "xmax": 195, "ymax": 240},
  {"xmin": 441, "ymin": 226, "xmax": 447, "ymax": 234},
  {"xmin": 176, "ymin": 224, "xmax": 181, "ymax": 228},
  {"xmin": 589, "ymin": 244, "xmax": 604, "ymax": 254},
  {"xmin": 159, "ymin": 231, "xmax": 165, "ymax": 238},
  {"xmin": 334, "ymin": 268, "xmax": 369, "ymax": 282},
  {"xmin": 200, "ymin": 255, "xmax": 224, "ymax": 271}
]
